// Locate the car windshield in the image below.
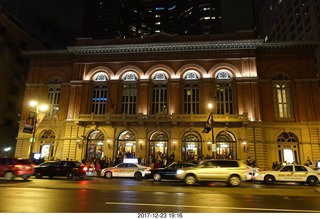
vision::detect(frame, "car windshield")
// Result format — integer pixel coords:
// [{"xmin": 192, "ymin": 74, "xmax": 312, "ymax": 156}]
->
[{"xmin": 274, "ymin": 165, "xmax": 284, "ymax": 171}]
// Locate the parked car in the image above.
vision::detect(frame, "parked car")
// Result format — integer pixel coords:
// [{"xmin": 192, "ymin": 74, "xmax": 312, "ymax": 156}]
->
[
  {"xmin": 252, "ymin": 164, "xmax": 320, "ymax": 186},
  {"xmin": 0, "ymin": 157, "xmax": 35, "ymax": 181},
  {"xmin": 145, "ymin": 162, "xmax": 196, "ymax": 182},
  {"xmin": 101, "ymin": 162, "xmax": 151, "ymax": 180},
  {"xmin": 176, "ymin": 159, "xmax": 248, "ymax": 186},
  {"xmin": 34, "ymin": 160, "xmax": 86, "ymax": 180}
]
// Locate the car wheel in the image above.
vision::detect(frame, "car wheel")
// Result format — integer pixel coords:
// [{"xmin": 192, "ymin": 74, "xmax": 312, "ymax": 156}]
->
[
  {"xmin": 264, "ymin": 175, "xmax": 275, "ymax": 185},
  {"xmin": 67, "ymin": 171, "xmax": 75, "ymax": 180},
  {"xmin": 229, "ymin": 175, "xmax": 241, "ymax": 187},
  {"xmin": 22, "ymin": 176, "xmax": 29, "ymax": 180},
  {"xmin": 307, "ymin": 176, "xmax": 318, "ymax": 186},
  {"xmin": 35, "ymin": 171, "xmax": 43, "ymax": 179},
  {"xmin": 134, "ymin": 172, "xmax": 142, "ymax": 180},
  {"xmin": 105, "ymin": 171, "xmax": 112, "ymax": 179},
  {"xmin": 185, "ymin": 174, "xmax": 196, "ymax": 185},
  {"xmin": 153, "ymin": 173, "xmax": 161, "ymax": 182},
  {"xmin": 4, "ymin": 172, "xmax": 15, "ymax": 181}
]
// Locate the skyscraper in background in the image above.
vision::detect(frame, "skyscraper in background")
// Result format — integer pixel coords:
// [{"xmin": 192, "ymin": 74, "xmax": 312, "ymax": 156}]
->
[
  {"xmin": 256, "ymin": 0, "xmax": 320, "ymax": 76},
  {"xmin": 82, "ymin": 0, "xmax": 255, "ymax": 39}
]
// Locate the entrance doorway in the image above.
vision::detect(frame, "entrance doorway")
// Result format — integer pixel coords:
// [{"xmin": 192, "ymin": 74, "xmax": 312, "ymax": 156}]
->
[{"xmin": 277, "ymin": 132, "xmax": 300, "ymax": 164}]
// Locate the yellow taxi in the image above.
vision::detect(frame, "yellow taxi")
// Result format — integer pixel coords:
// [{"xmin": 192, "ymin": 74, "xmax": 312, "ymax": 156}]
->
[{"xmin": 252, "ymin": 164, "xmax": 320, "ymax": 186}]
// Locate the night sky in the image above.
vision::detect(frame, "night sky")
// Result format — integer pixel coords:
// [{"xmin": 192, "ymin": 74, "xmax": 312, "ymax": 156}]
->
[{"xmin": 10, "ymin": 0, "xmax": 254, "ymax": 49}]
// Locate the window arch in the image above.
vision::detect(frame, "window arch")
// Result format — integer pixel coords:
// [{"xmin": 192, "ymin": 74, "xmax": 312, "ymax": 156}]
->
[
  {"xmin": 273, "ymin": 72, "xmax": 293, "ymax": 119},
  {"xmin": 183, "ymin": 70, "xmax": 200, "ymax": 114},
  {"xmin": 215, "ymin": 70, "xmax": 233, "ymax": 114}
]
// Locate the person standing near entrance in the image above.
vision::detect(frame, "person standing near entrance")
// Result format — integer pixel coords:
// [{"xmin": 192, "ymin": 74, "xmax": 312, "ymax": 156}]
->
[{"xmin": 169, "ymin": 152, "xmax": 175, "ymax": 164}]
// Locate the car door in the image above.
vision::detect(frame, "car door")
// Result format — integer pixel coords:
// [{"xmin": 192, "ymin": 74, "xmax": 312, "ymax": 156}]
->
[
  {"xmin": 113, "ymin": 163, "xmax": 127, "ymax": 177},
  {"xmin": 293, "ymin": 165, "xmax": 309, "ymax": 182},
  {"xmin": 165, "ymin": 164, "xmax": 180, "ymax": 179},
  {"xmin": 197, "ymin": 161, "xmax": 220, "ymax": 181},
  {"xmin": 277, "ymin": 165, "xmax": 294, "ymax": 181}
]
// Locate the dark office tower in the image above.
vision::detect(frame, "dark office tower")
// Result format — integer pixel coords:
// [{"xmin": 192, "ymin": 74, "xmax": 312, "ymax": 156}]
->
[
  {"xmin": 82, "ymin": 0, "xmax": 123, "ymax": 39},
  {"xmin": 177, "ymin": 0, "xmax": 222, "ymax": 35}
]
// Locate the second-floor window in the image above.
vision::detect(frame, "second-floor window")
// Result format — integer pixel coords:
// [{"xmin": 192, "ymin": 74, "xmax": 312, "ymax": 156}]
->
[
  {"xmin": 152, "ymin": 71, "xmax": 168, "ymax": 114},
  {"xmin": 215, "ymin": 70, "xmax": 233, "ymax": 114},
  {"xmin": 273, "ymin": 73, "xmax": 293, "ymax": 118},
  {"xmin": 47, "ymin": 78, "xmax": 61, "ymax": 117},
  {"xmin": 183, "ymin": 70, "xmax": 200, "ymax": 114},
  {"xmin": 122, "ymin": 72, "xmax": 137, "ymax": 114},
  {"xmin": 92, "ymin": 72, "xmax": 108, "ymax": 114}
]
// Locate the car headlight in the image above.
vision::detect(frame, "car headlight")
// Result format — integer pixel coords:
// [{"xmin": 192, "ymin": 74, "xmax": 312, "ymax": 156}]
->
[{"xmin": 176, "ymin": 169, "xmax": 184, "ymax": 174}]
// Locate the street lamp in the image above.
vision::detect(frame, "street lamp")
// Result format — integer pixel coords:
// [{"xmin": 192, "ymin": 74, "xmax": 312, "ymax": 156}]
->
[
  {"xmin": 28, "ymin": 101, "xmax": 48, "ymax": 162},
  {"xmin": 208, "ymin": 101, "xmax": 216, "ymax": 158}
]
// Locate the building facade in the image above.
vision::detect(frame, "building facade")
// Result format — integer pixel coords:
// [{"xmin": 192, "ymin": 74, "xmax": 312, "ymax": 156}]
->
[{"xmin": 15, "ymin": 32, "xmax": 320, "ymax": 170}]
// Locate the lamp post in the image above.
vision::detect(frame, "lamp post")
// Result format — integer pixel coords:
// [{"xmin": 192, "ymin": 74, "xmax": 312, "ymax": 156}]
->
[
  {"xmin": 208, "ymin": 102, "xmax": 216, "ymax": 158},
  {"xmin": 28, "ymin": 101, "xmax": 48, "ymax": 162}
]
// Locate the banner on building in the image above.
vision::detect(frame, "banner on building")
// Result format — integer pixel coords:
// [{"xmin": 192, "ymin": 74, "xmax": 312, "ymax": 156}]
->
[
  {"xmin": 23, "ymin": 111, "xmax": 36, "ymax": 134},
  {"xmin": 202, "ymin": 112, "xmax": 214, "ymax": 133}
]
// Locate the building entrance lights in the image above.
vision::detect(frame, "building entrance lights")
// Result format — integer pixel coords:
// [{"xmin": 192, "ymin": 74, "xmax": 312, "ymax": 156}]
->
[{"xmin": 26, "ymin": 100, "xmax": 48, "ymax": 162}]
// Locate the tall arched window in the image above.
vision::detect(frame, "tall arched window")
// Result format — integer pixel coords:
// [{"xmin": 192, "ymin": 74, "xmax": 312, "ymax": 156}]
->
[
  {"xmin": 183, "ymin": 70, "xmax": 200, "ymax": 114},
  {"xmin": 87, "ymin": 130, "xmax": 105, "ymax": 161},
  {"xmin": 152, "ymin": 71, "xmax": 168, "ymax": 114},
  {"xmin": 215, "ymin": 131, "xmax": 237, "ymax": 159},
  {"xmin": 273, "ymin": 73, "xmax": 293, "ymax": 118},
  {"xmin": 92, "ymin": 72, "xmax": 108, "ymax": 114},
  {"xmin": 122, "ymin": 72, "xmax": 137, "ymax": 114},
  {"xmin": 182, "ymin": 132, "xmax": 202, "ymax": 162},
  {"xmin": 277, "ymin": 132, "xmax": 299, "ymax": 164},
  {"xmin": 47, "ymin": 78, "xmax": 61, "ymax": 118},
  {"xmin": 149, "ymin": 131, "xmax": 168, "ymax": 164},
  {"xmin": 215, "ymin": 70, "xmax": 233, "ymax": 114}
]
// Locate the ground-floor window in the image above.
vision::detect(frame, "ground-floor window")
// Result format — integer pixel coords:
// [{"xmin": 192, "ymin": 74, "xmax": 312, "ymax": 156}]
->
[
  {"xmin": 87, "ymin": 130, "xmax": 104, "ymax": 161},
  {"xmin": 148, "ymin": 131, "xmax": 168, "ymax": 166},
  {"xmin": 277, "ymin": 132, "xmax": 299, "ymax": 164},
  {"xmin": 216, "ymin": 131, "xmax": 237, "ymax": 159},
  {"xmin": 182, "ymin": 132, "xmax": 202, "ymax": 163},
  {"xmin": 116, "ymin": 130, "xmax": 136, "ymax": 163}
]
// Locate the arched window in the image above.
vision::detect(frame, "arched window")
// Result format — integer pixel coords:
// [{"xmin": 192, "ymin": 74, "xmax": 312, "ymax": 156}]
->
[
  {"xmin": 149, "ymin": 131, "xmax": 168, "ymax": 164},
  {"xmin": 216, "ymin": 131, "xmax": 237, "ymax": 159},
  {"xmin": 92, "ymin": 72, "xmax": 109, "ymax": 114},
  {"xmin": 117, "ymin": 130, "xmax": 136, "ymax": 162},
  {"xmin": 273, "ymin": 72, "xmax": 293, "ymax": 118},
  {"xmin": 87, "ymin": 130, "xmax": 104, "ymax": 161},
  {"xmin": 152, "ymin": 71, "xmax": 168, "ymax": 114},
  {"xmin": 182, "ymin": 132, "xmax": 202, "ymax": 162},
  {"xmin": 47, "ymin": 78, "xmax": 61, "ymax": 118},
  {"xmin": 183, "ymin": 70, "xmax": 200, "ymax": 114},
  {"xmin": 276, "ymin": 132, "xmax": 299, "ymax": 164},
  {"xmin": 215, "ymin": 70, "xmax": 233, "ymax": 114},
  {"xmin": 122, "ymin": 72, "xmax": 137, "ymax": 114}
]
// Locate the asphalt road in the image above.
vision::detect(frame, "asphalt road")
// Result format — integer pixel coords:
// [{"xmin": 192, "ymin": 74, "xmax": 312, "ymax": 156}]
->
[{"xmin": 0, "ymin": 176, "xmax": 319, "ymax": 215}]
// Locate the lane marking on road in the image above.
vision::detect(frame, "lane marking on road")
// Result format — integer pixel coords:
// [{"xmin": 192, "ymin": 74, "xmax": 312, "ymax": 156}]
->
[{"xmin": 105, "ymin": 202, "xmax": 320, "ymax": 213}]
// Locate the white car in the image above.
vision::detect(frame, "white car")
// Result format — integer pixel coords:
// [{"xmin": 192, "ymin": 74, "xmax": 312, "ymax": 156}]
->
[
  {"xmin": 246, "ymin": 165, "xmax": 259, "ymax": 181},
  {"xmin": 101, "ymin": 162, "xmax": 151, "ymax": 180},
  {"xmin": 252, "ymin": 164, "xmax": 320, "ymax": 186}
]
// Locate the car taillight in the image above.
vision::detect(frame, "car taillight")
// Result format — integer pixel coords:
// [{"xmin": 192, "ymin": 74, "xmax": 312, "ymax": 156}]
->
[{"xmin": 83, "ymin": 166, "xmax": 88, "ymax": 171}]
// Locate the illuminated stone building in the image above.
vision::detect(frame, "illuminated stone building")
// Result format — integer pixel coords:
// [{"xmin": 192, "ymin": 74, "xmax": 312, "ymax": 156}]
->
[{"xmin": 14, "ymin": 32, "xmax": 320, "ymax": 170}]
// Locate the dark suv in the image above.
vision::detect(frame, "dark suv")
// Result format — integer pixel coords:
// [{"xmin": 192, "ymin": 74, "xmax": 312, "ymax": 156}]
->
[
  {"xmin": 0, "ymin": 157, "xmax": 35, "ymax": 181},
  {"xmin": 34, "ymin": 160, "xmax": 86, "ymax": 180}
]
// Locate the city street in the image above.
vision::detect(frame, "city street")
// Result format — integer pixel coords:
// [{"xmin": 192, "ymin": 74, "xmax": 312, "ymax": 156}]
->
[{"xmin": 0, "ymin": 176, "xmax": 320, "ymax": 214}]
